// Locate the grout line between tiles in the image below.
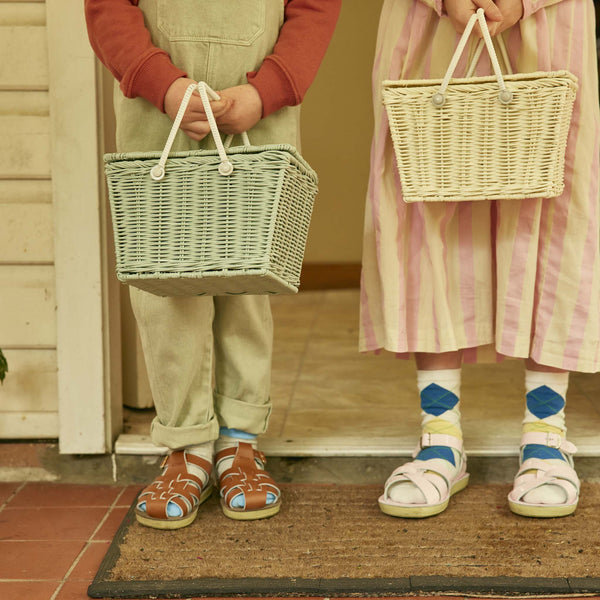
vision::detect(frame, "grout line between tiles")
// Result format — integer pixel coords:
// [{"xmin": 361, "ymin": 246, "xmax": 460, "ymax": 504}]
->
[
  {"xmin": 49, "ymin": 487, "xmax": 127, "ymax": 600},
  {"xmin": 0, "ymin": 482, "xmax": 26, "ymax": 513},
  {"xmin": 0, "ymin": 578, "xmax": 62, "ymax": 582},
  {"xmin": 278, "ymin": 291, "xmax": 326, "ymax": 437}
]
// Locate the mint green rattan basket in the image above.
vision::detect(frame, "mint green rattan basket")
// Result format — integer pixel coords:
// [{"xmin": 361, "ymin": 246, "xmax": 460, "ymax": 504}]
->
[{"xmin": 105, "ymin": 83, "xmax": 318, "ymax": 296}]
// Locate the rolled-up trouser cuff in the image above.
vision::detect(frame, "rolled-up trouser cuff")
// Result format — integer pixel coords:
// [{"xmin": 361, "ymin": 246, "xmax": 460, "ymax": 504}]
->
[
  {"xmin": 214, "ymin": 391, "xmax": 272, "ymax": 435},
  {"xmin": 150, "ymin": 415, "xmax": 220, "ymax": 450}
]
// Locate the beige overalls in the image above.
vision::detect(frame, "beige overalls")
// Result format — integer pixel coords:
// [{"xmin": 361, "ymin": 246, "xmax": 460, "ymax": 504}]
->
[{"xmin": 114, "ymin": 0, "xmax": 301, "ymax": 449}]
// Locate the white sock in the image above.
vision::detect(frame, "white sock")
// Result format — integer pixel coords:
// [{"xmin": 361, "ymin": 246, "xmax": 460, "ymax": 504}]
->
[
  {"xmin": 388, "ymin": 369, "xmax": 463, "ymax": 505},
  {"xmin": 214, "ymin": 434, "xmax": 258, "ymax": 478},
  {"xmin": 521, "ymin": 370, "xmax": 570, "ymax": 505}
]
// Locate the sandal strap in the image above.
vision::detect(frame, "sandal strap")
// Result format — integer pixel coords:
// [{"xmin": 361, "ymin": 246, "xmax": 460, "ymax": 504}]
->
[
  {"xmin": 137, "ymin": 450, "xmax": 212, "ymax": 519},
  {"xmin": 391, "ymin": 467, "xmax": 443, "ymax": 504},
  {"xmin": 412, "ymin": 433, "xmax": 464, "ymax": 458},
  {"xmin": 217, "ymin": 442, "xmax": 279, "ymax": 511},
  {"xmin": 520, "ymin": 431, "xmax": 577, "ymax": 454},
  {"xmin": 384, "ymin": 456, "xmax": 461, "ymax": 504},
  {"xmin": 511, "ymin": 458, "xmax": 580, "ymax": 504},
  {"xmin": 215, "ymin": 444, "xmax": 267, "ymax": 467}
]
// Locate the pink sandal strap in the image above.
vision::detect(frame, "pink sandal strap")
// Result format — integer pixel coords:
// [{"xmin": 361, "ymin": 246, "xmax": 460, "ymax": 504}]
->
[{"xmin": 510, "ymin": 457, "xmax": 580, "ymax": 505}]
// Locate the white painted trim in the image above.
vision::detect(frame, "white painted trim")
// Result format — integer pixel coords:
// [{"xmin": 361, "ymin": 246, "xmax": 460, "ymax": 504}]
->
[
  {"xmin": 46, "ymin": 0, "xmax": 121, "ymax": 453},
  {"xmin": 114, "ymin": 433, "xmax": 600, "ymax": 457},
  {"xmin": 115, "ymin": 434, "xmax": 168, "ymax": 455},
  {"xmin": 0, "ymin": 412, "xmax": 59, "ymax": 439}
]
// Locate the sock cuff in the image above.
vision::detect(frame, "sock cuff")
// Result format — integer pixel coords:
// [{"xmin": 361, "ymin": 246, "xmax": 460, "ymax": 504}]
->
[
  {"xmin": 214, "ymin": 435, "xmax": 258, "ymax": 454},
  {"xmin": 219, "ymin": 427, "xmax": 257, "ymax": 440},
  {"xmin": 417, "ymin": 368, "xmax": 461, "ymax": 391},
  {"xmin": 525, "ymin": 369, "xmax": 569, "ymax": 392}
]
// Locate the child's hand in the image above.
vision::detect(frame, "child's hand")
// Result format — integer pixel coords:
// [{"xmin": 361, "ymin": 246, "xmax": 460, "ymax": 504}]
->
[
  {"xmin": 164, "ymin": 77, "xmax": 233, "ymax": 141},
  {"xmin": 493, "ymin": 0, "xmax": 523, "ymax": 34},
  {"xmin": 444, "ymin": 0, "xmax": 503, "ymax": 37},
  {"xmin": 214, "ymin": 84, "xmax": 263, "ymax": 136}
]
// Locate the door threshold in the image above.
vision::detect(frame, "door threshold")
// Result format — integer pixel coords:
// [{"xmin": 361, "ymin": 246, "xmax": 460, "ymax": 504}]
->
[
  {"xmin": 114, "ymin": 434, "xmax": 513, "ymax": 457},
  {"xmin": 114, "ymin": 433, "xmax": 600, "ymax": 457}
]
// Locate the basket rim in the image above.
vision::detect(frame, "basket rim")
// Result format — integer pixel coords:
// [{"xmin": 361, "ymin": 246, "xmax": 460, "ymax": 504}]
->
[
  {"xmin": 382, "ymin": 69, "xmax": 578, "ymax": 92},
  {"xmin": 104, "ymin": 143, "xmax": 317, "ymax": 182}
]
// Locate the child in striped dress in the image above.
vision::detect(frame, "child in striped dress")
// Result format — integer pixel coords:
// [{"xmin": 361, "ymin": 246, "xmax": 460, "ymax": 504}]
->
[{"xmin": 362, "ymin": 0, "xmax": 600, "ymax": 517}]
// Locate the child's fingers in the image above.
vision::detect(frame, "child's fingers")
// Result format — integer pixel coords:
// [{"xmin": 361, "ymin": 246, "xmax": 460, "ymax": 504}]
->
[
  {"xmin": 208, "ymin": 98, "xmax": 234, "ymax": 118},
  {"xmin": 181, "ymin": 120, "xmax": 212, "ymax": 140},
  {"xmin": 473, "ymin": 18, "xmax": 501, "ymax": 38},
  {"xmin": 486, "ymin": 20, "xmax": 501, "ymax": 36},
  {"xmin": 184, "ymin": 131, "xmax": 209, "ymax": 141},
  {"xmin": 184, "ymin": 96, "xmax": 233, "ymax": 121},
  {"xmin": 473, "ymin": 0, "xmax": 503, "ymax": 21}
]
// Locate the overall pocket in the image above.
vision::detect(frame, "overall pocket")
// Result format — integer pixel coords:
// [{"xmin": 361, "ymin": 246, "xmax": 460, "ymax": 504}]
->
[{"xmin": 157, "ymin": 0, "xmax": 266, "ymax": 45}]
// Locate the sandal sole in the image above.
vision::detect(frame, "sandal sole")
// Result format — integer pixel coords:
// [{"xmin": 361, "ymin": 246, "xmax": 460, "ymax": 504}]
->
[
  {"xmin": 508, "ymin": 499, "xmax": 577, "ymax": 518},
  {"xmin": 220, "ymin": 499, "xmax": 281, "ymax": 521},
  {"xmin": 135, "ymin": 484, "xmax": 213, "ymax": 530},
  {"xmin": 379, "ymin": 473, "xmax": 469, "ymax": 518}
]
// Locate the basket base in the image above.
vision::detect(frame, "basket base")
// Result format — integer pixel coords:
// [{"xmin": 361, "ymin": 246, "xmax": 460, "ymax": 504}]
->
[{"xmin": 117, "ymin": 269, "xmax": 299, "ymax": 296}]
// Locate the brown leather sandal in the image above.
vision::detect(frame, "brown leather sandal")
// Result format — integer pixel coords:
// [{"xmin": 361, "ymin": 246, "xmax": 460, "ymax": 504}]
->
[
  {"xmin": 135, "ymin": 450, "xmax": 213, "ymax": 530},
  {"xmin": 215, "ymin": 442, "xmax": 281, "ymax": 521}
]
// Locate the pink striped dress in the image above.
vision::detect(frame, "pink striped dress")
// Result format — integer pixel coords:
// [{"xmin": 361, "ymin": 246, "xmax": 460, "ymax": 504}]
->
[{"xmin": 360, "ymin": 0, "xmax": 600, "ymax": 372}]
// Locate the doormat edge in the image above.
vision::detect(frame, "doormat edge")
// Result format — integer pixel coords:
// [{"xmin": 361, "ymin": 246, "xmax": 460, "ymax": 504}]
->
[
  {"xmin": 88, "ymin": 575, "xmax": 600, "ymax": 598},
  {"xmin": 88, "ymin": 495, "xmax": 600, "ymax": 598}
]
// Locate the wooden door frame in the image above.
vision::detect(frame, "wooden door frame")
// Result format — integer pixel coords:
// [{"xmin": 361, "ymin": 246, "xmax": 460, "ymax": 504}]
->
[{"xmin": 46, "ymin": 0, "xmax": 121, "ymax": 453}]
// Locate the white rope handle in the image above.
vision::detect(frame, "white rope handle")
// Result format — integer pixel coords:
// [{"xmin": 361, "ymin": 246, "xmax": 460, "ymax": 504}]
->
[
  {"xmin": 224, "ymin": 132, "xmax": 251, "ymax": 149},
  {"xmin": 432, "ymin": 8, "xmax": 513, "ymax": 108},
  {"xmin": 151, "ymin": 81, "xmax": 235, "ymax": 181},
  {"xmin": 465, "ymin": 36, "xmax": 513, "ymax": 78}
]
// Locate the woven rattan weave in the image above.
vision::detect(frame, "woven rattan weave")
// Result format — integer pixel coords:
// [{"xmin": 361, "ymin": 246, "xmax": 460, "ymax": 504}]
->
[
  {"xmin": 105, "ymin": 83, "xmax": 318, "ymax": 296},
  {"xmin": 383, "ymin": 10, "xmax": 577, "ymax": 203}
]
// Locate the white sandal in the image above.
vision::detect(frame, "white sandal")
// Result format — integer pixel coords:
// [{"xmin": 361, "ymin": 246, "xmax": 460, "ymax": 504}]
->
[
  {"xmin": 379, "ymin": 433, "xmax": 469, "ymax": 518},
  {"xmin": 508, "ymin": 431, "xmax": 579, "ymax": 518}
]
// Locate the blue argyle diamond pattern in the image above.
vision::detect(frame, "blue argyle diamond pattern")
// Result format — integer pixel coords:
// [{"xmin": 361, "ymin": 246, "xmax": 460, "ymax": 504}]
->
[
  {"xmin": 420, "ymin": 383, "xmax": 459, "ymax": 416},
  {"xmin": 526, "ymin": 385, "xmax": 565, "ymax": 419}
]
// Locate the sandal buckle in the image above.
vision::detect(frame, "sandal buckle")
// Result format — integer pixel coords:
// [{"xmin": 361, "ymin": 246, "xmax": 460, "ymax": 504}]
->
[
  {"xmin": 546, "ymin": 433, "xmax": 562, "ymax": 449},
  {"xmin": 420, "ymin": 433, "xmax": 432, "ymax": 448}
]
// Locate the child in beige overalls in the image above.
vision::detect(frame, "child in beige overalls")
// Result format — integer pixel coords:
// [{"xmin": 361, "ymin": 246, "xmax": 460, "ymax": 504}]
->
[{"xmin": 85, "ymin": 0, "xmax": 340, "ymax": 528}]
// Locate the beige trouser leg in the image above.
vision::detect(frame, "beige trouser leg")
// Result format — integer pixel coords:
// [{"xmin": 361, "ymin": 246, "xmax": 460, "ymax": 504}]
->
[
  {"xmin": 213, "ymin": 295, "xmax": 273, "ymax": 434},
  {"xmin": 130, "ymin": 288, "xmax": 272, "ymax": 449}
]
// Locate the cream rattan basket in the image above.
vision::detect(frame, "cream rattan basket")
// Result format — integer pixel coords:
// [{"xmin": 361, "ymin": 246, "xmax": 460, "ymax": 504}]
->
[
  {"xmin": 382, "ymin": 9, "xmax": 577, "ymax": 203},
  {"xmin": 105, "ymin": 83, "xmax": 318, "ymax": 296}
]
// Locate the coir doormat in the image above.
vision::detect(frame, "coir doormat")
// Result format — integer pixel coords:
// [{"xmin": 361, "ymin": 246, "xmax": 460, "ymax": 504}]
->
[{"xmin": 88, "ymin": 483, "xmax": 600, "ymax": 598}]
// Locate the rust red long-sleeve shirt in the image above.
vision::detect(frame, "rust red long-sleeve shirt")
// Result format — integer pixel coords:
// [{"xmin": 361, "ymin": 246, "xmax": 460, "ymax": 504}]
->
[{"xmin": 84, "ymin": 0, "xmax": 341, "ymax": 117}]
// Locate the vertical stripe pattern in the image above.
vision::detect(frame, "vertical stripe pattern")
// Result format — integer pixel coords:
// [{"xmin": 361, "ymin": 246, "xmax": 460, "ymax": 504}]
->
[{"xmin": 360, "ymin": 0, "xmax": 600, "ymax": 372}]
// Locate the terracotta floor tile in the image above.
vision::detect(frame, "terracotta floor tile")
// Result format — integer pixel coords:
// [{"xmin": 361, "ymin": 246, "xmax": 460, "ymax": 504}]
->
[
  {"xmin": 57, "ymin": 579, "xmax": 152, "ymax": 600},
  {"xmin": 0, "ymin": 581, "xmax": 61, "ymax": 600},
  {"xmin": 92, "ymin": 506, "xmax": 129, "ymax": 541},
  {"xmin": 116, "ymin": 485, "xmax": 142, "ymax": 507},
  {"xmin": 9, "ymin": 483, "xmax": 122, "ymax": 508},
  {"xmin": 54, "ymin": 580, "xmax": 94, "ymax": 600},
  {"xmin": 0, "ymin": 482, "xmax": 21, "ymax": 505},
  {"xmin": 68, "ymin": 541, "xmax": 110, "ymax": 580},
  {"xmin": 0, "ymin": 540, "xmax": 85, "ymax": 579},
  {"xmin": 0, "ymin": 507, "xmax": 108, "ymax": 540}
]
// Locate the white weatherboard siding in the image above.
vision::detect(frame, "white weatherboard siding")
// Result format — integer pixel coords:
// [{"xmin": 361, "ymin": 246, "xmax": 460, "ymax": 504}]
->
[{"xmin": 0, "ymin": 0, "xmax": 121, "ymax": 450}]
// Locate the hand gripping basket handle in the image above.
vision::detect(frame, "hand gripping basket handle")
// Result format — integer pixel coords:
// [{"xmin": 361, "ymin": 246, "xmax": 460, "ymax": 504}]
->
[
  {"xmin": 432, "ymin": 8, "xmax": 513, "ymax": 108},
  {"xmin": 150, "ymin": 82, "xmax": 247, "ymax": 181}
]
